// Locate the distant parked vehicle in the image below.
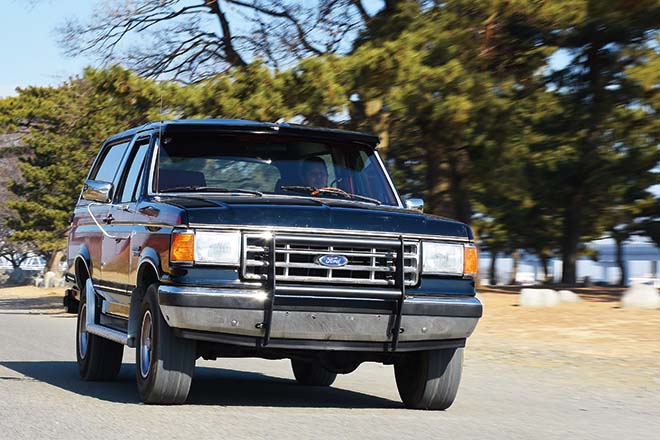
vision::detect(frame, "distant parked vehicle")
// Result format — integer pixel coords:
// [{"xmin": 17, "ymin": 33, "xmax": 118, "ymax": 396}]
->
[{"xmin": 0, "ymin": 255, "xmax": 46, "ymax": 271}]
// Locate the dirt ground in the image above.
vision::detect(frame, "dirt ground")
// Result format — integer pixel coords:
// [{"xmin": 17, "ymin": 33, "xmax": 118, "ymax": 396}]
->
[
  {"xmin": 471, "ymin": 286, "xmax": 660, "ymax": 389},
  {"xmin": 2, "ymin": 284, "xmax": 659, "ymax": 389},
  {"xmin": 0, "ymin": 286, "xmax": 67, "ymax": 315}
]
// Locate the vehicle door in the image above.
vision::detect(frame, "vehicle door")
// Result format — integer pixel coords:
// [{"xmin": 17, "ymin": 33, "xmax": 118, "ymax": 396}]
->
[
  {"xmin": 73, "ymin": 139, "xmax": 132, "ymax": 289},
  {"xmin": 100, "ymin": 135, "xmax": 152, "ymax": 309}
]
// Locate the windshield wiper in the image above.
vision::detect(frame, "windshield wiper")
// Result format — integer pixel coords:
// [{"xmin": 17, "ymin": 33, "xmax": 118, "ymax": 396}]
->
[
  {"xmin": 280, "ymin": 185, "xmax": 381, "ymax": 205},
  {"xmin": 160, "ymin": 186, "xmax": 263, "ymax": 196}
]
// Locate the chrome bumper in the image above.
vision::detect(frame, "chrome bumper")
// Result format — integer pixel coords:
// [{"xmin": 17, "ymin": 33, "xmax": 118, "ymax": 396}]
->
[{"xmin": 158, "ymin": 285, "xmax": 482, "ymax": 349}]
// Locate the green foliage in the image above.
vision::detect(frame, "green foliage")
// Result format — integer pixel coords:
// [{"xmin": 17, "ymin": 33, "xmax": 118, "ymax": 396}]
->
[
  {"xmin": 182, "ymin": 62, "xmax": 290, "ymax": 121},
  {"xmin": 1, "ymin": 67, "xmax": 163, "ymax": 255}
]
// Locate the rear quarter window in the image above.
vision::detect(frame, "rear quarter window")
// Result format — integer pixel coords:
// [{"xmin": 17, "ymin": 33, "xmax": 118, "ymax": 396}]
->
[{"xmin": 90, "ymin": 140, "xmax": 132, "ymax": 185}]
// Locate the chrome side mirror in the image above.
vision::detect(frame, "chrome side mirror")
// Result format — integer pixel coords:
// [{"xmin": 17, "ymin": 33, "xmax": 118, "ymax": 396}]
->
[
  {"xmin": 404, "ymin": 198, "xmax": 424, "ymax": 212},
  {"xmin": 82, "ymin": 180, "xmax": 114, "ymax": 203}
]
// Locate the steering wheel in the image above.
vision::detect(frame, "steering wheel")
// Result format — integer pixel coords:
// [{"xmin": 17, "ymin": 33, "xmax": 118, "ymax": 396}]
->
[{"xmin": 328, "ymin": 176, "xmax": 344, "ymax": 187}]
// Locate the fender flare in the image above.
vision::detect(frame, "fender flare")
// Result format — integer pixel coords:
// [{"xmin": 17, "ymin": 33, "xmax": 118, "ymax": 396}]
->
[
  {"xmin": 136, "ymin": 247, "xmax": 162, "ymax": 283},
  {"xmin": 74, "ymin": 246, "xmax": 93, "ymax": 291},
  {"xmin": 127, "ymin": 247, "xmax": 163, "ymax": 346}
]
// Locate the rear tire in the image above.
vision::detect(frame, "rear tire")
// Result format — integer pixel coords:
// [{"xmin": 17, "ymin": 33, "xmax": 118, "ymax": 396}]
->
[
  {"xmin": 291, "ymin": 359, "xmax": 337, "ymax": 386},
  {"xmin": 66, "ymin": 299, "xmax": 79, "ymax": 314},
  {"xmin": 136, "ymin": 284, "xmax": 196, "ymax": 404},
  {"xmin": 76, "ymin": 285, "xmax": 123, "ymax": 381},
  {"xmin": 394, "ymin": 348, "xmax": 464, "ymax": 410}
]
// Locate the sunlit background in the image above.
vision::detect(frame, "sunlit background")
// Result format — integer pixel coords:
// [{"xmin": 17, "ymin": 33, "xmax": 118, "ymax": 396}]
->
[{"xmin": 0, "ymin": 0, "xmax": 658, "ymax": 287}]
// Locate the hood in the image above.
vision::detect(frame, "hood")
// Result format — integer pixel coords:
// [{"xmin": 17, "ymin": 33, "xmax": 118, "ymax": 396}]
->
[{"xmin": 159, "ymin": 195, "xmax": 472, "ymax": 239}]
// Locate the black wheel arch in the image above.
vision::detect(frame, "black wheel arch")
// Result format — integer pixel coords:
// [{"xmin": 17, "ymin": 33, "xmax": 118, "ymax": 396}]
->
[
  {"xmin": 128, "ymin": 252, "xmax": 162, "ymax": 346},
  {"xmin": 74, "ymin": 246, "xmax": 92, "ymax": 292}
]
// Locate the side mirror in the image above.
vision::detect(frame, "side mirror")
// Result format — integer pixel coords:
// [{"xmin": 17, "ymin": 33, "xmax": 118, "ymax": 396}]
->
[
  {"xmin": 82, "ymin": 180, "xmax": 114, "ymax": 203},
  {"xmin": 404, "ymin": 198, "xmax": 424, "ymax": 212}
]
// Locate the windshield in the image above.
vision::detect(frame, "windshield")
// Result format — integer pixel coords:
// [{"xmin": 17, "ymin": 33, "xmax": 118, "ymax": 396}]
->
[{"xmin": 155, "ymin": 133, "xmax": 398, "ymax": 206}]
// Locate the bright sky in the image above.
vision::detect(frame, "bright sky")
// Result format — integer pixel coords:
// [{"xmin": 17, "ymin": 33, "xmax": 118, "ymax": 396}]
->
[
  {"xmin": 2, "ymin": 0, "xmax": 572, "ymax": 99},
  {"xmin": 0, "ymin": 0, "xmax": 96, "ymax": 97}
]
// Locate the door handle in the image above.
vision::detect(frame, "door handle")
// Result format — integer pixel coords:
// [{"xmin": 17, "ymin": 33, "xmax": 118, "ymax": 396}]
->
[
  {"xmin": 102, "ymin": 213, "xmax": 114, "ymax": 224},
  {"xmin": 138, "ymin": 205, "xmax": 160, "ymax": 217}
]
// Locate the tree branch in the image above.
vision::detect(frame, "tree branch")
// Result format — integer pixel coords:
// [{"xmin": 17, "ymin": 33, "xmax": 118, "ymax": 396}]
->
[
  {"xmin": 206, "ymin": 0, "xmax": 248, "ymax": 67},
  {"xmin": 349, "ymin": 0, "xmax": 371, "ymax": 23},
  {"xmin": 225, "ymin": 0, "xmax": 324, "ymax": 55}
]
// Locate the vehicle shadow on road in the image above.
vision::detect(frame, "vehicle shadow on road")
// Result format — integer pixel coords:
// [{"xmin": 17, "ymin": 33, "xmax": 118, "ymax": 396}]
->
[
  {"xmin": 0, "ymin": 295, "xmax": 66, "ymax": 314},
  {"xmin": 0, "ymin": 361, "xmax": 400, "ymax": 409}
]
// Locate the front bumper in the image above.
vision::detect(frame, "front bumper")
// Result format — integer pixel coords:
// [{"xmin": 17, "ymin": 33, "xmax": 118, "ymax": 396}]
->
[{"xmin": 158, "ymin": 285, "xmax": 482, "ymax": 351}]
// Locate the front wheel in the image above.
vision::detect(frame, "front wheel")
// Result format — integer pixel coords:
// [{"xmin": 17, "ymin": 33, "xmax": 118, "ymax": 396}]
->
[
  {"xmin": 136, "ymin": 284, "xmax": 196, "ymax": 404},
  {"xmin": 394, "ymin": 348, "xmax": 464, "ymax": 410},
  {"xmin": 76, "ymin": 285, "xmax": 123, "ymax": 381}
]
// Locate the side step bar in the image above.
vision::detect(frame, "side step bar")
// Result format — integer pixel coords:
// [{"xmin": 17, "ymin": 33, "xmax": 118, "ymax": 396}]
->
[{"xmin": 85, "ymin": 279, "xmax": 134, "ymax": 347}]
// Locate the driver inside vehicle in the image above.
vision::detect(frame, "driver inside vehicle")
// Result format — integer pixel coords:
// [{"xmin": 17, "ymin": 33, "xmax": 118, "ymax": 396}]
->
[{"xmin": 301, "ymin": 156, "xmax": 328, "ymax": 188}]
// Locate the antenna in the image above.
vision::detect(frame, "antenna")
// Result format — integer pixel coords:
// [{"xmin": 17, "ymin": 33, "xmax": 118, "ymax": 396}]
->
[
  {"xmin": 159, "ymin": 79, "xmax": 164, "ymax": 141},
  {"xmin": 156, "ymin": 79, "xmax": 164, "ymax": 196}
]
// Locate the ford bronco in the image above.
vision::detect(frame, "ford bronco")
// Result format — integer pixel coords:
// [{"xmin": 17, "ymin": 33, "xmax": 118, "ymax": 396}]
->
[{"xmin": 65, "ymin": 119, "xmax": 482, "ymax": 409}]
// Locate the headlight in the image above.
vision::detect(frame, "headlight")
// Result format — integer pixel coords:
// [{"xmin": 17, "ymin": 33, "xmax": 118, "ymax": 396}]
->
[
  {"xmin": 170, "ymin": 230, "xmax": 240, "ymax": 265},
  {"xmin": 422, "ymin": 242, "xmax": 478, "ymax": 276},
  {"xmin": 194, "ymin": 231, "xmax": 241, "ymax": 265}
]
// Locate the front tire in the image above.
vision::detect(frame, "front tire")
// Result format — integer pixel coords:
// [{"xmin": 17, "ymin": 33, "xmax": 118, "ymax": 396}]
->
[
  {"xmin": 394, "ymin": 348, "xmax": 464, "ymax": 410},
  {"xmin": 76, "ymin": 284, "xmax": 123, "ymax": 381},
  {"xmin": 291, "ymin": 359, "xmax": 337, "ymax": 386},
  {"xmin": 136, "ymin": 284, "xmax": 196, "ymax": 404}
]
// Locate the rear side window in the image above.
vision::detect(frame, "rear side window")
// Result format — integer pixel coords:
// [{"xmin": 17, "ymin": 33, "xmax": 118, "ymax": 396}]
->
[
  {"xmin": 117, "ymin": 140, "xmax": 151, "ymax": 202},
  {"xmin": 91, "ymin": 140, "xmax": 131, "ymax": 184}
]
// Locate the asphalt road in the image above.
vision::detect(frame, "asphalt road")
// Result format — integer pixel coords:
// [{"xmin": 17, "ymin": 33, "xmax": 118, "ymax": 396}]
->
[{"xmin": 1, "ymin": 297, "xmax": 659, "ymax": 440}]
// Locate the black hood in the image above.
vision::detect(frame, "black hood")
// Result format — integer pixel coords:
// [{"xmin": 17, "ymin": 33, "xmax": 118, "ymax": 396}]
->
[{"xmin": 159, "ymin": 195, "xmax": 472, "ymax": 239}]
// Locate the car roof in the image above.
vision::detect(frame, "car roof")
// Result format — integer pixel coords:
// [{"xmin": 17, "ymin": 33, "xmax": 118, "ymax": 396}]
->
[{"xmin": 105, "ymin": 119, "xmax": 380, "ymax": 147}]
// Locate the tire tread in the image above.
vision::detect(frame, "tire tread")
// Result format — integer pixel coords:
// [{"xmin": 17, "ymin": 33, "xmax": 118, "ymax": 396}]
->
[
  {"xmin": 395, "ymin": 348, "xmax": 463, "ymax": 410},
  {"xmin": 76, "ymin": 287, "xmax": 124, "ymax": 382},
  {"xmin": 137, "ymin": 284, "xmax": 195, "ymax": 404}
]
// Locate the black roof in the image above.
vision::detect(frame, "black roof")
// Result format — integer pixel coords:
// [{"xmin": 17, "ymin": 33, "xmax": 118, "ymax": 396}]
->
[{"xmin": 105, "ymin": 119, "xmax": 380, "ymax": 147}]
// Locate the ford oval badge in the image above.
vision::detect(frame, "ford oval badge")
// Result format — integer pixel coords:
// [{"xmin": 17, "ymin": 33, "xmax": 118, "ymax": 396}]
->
[{"xmin": 317, "ymin": 254, "xmax": 348, "ymax": 268}]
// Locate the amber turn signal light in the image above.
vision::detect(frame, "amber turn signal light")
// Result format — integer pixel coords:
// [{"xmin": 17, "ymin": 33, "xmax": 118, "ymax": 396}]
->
[
  {"xmin": 464, "ymin": 245, "xmax": 478, "ymax": 276},
  {"xmin": 171, "ymin": 231, "xmax": 195, "ymax": 262}
]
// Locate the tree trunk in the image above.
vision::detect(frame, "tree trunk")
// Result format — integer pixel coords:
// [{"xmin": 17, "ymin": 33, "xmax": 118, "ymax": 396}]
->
[
  {"xmin": 424, "ymin": 144, "xmax": 450, "ymax": 218},
  {"xmin": 489, "ymin": 252, "xmax": 498, "ymax": 286},
  {"xmin": 561, "ymin": 244, "xmax": 578, "ymax": 285},
  {"xmin": 447, "ymin": 145, "xmax": 472, "ymax": 224},
  {"xmin": 364, "ymin": 99, "xmax": 390, "ymax": 155},
  {"xmin": 559, "ymin": 40, "xmax": 604, "ymax": 285},
  {"xmin": 540, "ymin": 254, "xmax": 550, "ymax": 284},
  {"xmin": 509, "ymin": 250, "xmax": 520, "ymax": 285},
  {"xmin": 46, "ymin": 249, "xmax": 64, "ymax": 274},
  {"xmin": 561, "ymin": 196, "xmax": 581, "ymax": 284},
  {"xmin": 10, "ymin": 258, "xmax": 21, "ymax": 270},
  {"xmin": 615, "ymin": 236, "xmax": 627, "ymax": 287}
]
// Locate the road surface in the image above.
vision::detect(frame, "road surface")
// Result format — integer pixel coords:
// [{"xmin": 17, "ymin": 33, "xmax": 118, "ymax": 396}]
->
[{"xmin": 0, "ymin": 290, "xmax": 658, "ymax": 439}]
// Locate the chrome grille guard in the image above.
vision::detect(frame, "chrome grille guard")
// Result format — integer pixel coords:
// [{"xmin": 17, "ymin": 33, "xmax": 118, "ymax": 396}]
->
[{"xmin": 241, "ymin": 232, "xmax": 418, "ymax": 349}]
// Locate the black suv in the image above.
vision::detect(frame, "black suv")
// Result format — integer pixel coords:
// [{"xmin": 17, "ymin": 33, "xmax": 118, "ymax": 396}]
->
[{"xmin": 65, "ymin": 119, "xmax": 482, "ymax": 409}]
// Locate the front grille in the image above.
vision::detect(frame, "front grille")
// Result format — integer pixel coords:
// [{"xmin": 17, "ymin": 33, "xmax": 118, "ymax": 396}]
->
[{"xmin": 242, "ymin": 233, "xmax": 420, "ymax": 287}]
